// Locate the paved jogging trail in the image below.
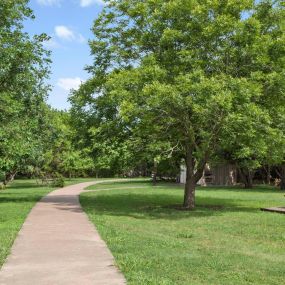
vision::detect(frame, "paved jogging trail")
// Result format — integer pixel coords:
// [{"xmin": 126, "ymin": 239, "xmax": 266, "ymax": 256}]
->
[{"xmin": 0, "ymin": 181, "xmax": 126, "ymax": 285}]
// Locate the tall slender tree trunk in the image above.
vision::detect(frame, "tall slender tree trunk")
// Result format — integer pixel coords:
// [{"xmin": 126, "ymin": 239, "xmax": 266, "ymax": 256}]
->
[
  {"xmin": 239, "ymin": 167, "xmax": 253, "ymax": 189},
  {"xmin": 182, "ymin": 143, "xmax": 207, "ymax": 209},
  {"xmin": 152, "ymin": 160, "xmax": 158, "ymax": 186},
  {"xmin": 266, "ymin": 165, "xmax": 271, "ymax": 185},
  {"xmin": 245, "ymin": 174, "xmax": 253, "ymax": 189},
  {"xmin": 183, "ymin": 173, "xmax": 196, "ymax": 209},
  {"xmin": 183, "ymin": 146, "xmax": 205, "ymax": 209},
  {"xmin": 277, "ymin": 164, "xmax": 285, "ymax": 190}
]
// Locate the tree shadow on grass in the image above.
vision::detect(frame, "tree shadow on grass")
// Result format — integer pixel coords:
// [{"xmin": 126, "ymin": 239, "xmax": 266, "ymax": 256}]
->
[
  {"xmin": 199, "ymin": 185, "xmax": 282, "ymax": 194},
  {"xmin": 89, "ymin": 179, "xmax": 152, "ymax": 188},
  {"xmin": 0, "ymin": 194, "xmax": 45, "ymax": 204},
  {"xmin": 6, "ymin": 183, "xmax": 47, "ymax": 190},
  {"xmin": 91, "ymin": 180, "xmax": 282, "ymax": 194},
  {"xmin": 80, "ymin": 192, "xmax": 260, "ymax": 221}
]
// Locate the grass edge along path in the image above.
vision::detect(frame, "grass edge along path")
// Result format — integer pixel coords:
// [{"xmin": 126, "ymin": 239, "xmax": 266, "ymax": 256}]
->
[{"xmin": 81, "ymin": 181, "xmax": 285, "ymax": 285}]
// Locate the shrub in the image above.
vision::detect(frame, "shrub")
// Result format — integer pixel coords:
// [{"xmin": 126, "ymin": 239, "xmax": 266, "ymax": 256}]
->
[{"xmin": 51, "ymin": 174, "xmax": 65, "ymax": 188}]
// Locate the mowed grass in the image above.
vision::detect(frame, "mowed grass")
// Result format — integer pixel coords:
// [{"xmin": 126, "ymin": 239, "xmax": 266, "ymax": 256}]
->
[
  {"xmin": 0, "ymin": 178, "xmax": 96, "ymax": 267},
  {"xmin": 81, "ymin": 181, "xmax": 285, "ymax": 285}
]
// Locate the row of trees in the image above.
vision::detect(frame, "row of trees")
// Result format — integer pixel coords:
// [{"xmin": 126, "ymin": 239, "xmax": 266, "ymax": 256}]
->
[
  {"xmin": 0, "ymin": 0, "xmax": 49, "ymax": 185},
  {"xmin": 0, "ymin": 0, "xmax": 156, "ymax": 187},
  {"xmin": 2, "ymin": 1, "xmax": 285, "ymax": 210},
  {"xmin": 0, "ymin": 1, "xmax": 93, "ymax": 187},
  {"xmin": 70, "ymin": 0, "xmax": 285, "ymax": 209}
]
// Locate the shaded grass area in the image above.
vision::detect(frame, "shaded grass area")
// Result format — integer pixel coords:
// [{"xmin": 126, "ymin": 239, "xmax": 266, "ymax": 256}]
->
[
  {"xmin": 0, "ymin": 178, "xmax": 96, "ymax": 267},
  {"xmin": 81, "ymin": 181, "xmax": 285, "ymax": 285}
]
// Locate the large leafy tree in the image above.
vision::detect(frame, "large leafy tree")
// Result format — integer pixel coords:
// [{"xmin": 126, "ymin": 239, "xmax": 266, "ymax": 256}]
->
[
  {"xmin": 257, "ymin": 2, "xmax": 285, "ymax": 190},
  {"xmin": 219, "ymin": 1, "xmax": 285, "ymax": 188},
  {"xmin": 0, "ymin": 0, "xmax": 50, "ymax": 185},
  {"xmin": 71, "ymin": 0, "xmax": 284, "ymax": 208}
]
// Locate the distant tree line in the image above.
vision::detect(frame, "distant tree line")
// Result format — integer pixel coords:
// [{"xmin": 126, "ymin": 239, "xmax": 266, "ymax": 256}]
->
[
  {"xmin": 70, "ymin": 0, "xmax": 285, "ymax": 209},
  {"xmin": 1, "ymin": 1, "xmax": 285, "ymax": 211},
  {"xmin": 0, "ymin": 1, "xmax": 94, "ymax": 187}
]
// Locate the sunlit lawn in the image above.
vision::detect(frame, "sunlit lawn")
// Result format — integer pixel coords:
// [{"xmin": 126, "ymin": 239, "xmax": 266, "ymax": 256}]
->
[{"xmin": 81, "ymin": 181, "xmax": 285, "ymax": 285}]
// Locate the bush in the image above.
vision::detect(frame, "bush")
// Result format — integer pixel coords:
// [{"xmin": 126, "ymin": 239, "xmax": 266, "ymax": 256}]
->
[
  {"xmin": 0, "ymin": 171, "xmax": 5, "ymax": 183},
  {"xmin": 51, "ymin": 174, "xmax": 65, "ymax": 188}
]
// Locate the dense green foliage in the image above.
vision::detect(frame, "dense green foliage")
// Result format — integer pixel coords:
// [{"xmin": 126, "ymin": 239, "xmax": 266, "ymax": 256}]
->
[
  {"xmin": 39, "ymin": 110, "xmax": 94, "ymax": 179},
  {"xmin": 218, "ymin": 1, "xmax": 285, "ymax": 188},
  {"xmin": 1, "ymin": 0, "xmax": 285, "ymax": 205},
  {"xmin": 0, "ymin": 1, "xmax": 95, "ymax": 186},
  {"xmin": 71, "ymin": 0, "xmax": 285, "ymax": 208},
  {"xmin": 82, "ymin": 181, "xmax": 285, "ymax": 285},
  {"xmin": 0, "ymin": 0, "xmax": 50, "ymax": 185}
]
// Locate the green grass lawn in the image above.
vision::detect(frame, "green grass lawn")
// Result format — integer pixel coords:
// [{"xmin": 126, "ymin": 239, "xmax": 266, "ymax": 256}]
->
[
  {"xmin": 81, "ymin": 181, "xmax": 285, "ymax": 285},
  {"xmin": 0, "ymin": 178, "xmax": 96, "ymax": 267}
]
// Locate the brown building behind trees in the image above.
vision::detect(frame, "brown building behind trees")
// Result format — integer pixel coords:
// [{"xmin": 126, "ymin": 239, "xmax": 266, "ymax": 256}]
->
[{"xmin": 180, "ymin": 164, "xmax": 237, "ymax": 186}]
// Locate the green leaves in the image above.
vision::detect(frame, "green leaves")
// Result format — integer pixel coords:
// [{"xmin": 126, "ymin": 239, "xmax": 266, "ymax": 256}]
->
[
  {"xmin": 71, "ymin": 0, "xmax": 285, "ymax": 195},
  {"xmin": 0, "ymin": 0, "xmax": 50, "ymax": 182}
]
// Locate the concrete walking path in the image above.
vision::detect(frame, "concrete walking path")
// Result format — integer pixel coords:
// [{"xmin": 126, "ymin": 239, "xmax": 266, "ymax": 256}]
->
[{"xmin": 0, "ymin": 181, "xmax": 126, "ymax": 285}]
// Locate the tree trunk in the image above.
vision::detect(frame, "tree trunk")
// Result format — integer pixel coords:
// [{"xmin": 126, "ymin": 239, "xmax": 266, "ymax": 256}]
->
[
  {"xmin": 277, "ymin": 164, "xmax": 285, "ymax": 190},
  {"xmin": 183, "ymin": 146, "xmax": 205, "ymax": 209},
  {"xmin": 262, "ymin": 165, "xmax": 271, "ymax": 185},
  {"xmin": 183, "ymin": 175, "xmax": 196, "ymax": 209},
  {"xmin": 152, "ymin": 160, "xmax": 158, "ymax": 186},
  {"xmin": 266, "ymin": 165, "xmax": 271, "ymax": 185},
  {"xmin": 239, "ymin": 167, "xmax": 253, "ymax": 189},
  {"xmin": 4, "ymin": 170, "xmax": 17, "ymax": 186},
  {"xmin": 245, "ymin": 174, "xmax": 253, "ymax": 189}
]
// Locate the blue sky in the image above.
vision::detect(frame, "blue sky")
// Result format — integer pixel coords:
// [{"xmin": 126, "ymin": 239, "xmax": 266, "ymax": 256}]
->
[{"xmin": 25, "ymin": 0, "xmax": 105, "ymax": 110}]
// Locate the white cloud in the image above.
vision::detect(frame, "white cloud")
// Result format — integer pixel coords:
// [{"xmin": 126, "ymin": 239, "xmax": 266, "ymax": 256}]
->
[
  {"xmin": 80, "ymin": 0, "xmax": 105, "ymax": 7},
  {"xmin": 57, "ymin": 77, "xmax": 84, "ymax": 91},
  {"xmin": 55, "ymin": 26, "xmax": 75, "ymax": 41},
  {"xmin": 37, "ymin": 0, "xmax": 62, "ymax": 6},
  {"xmin": 54, "ymin": 26, "xmax": 86, "ymax": 43}
]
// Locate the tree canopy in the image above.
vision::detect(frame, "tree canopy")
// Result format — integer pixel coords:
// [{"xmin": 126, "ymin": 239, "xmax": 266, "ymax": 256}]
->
[
  {"xmin": 0, "ymin": 0, "xmax": 53, "ymax": 184},
  {"xmin": 70, "ymin": 0, "xmax": 285, "ymax": 208},
  {"xmin": 1, "ymin": 0, "xmax": 284, "ymax": 203}
]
